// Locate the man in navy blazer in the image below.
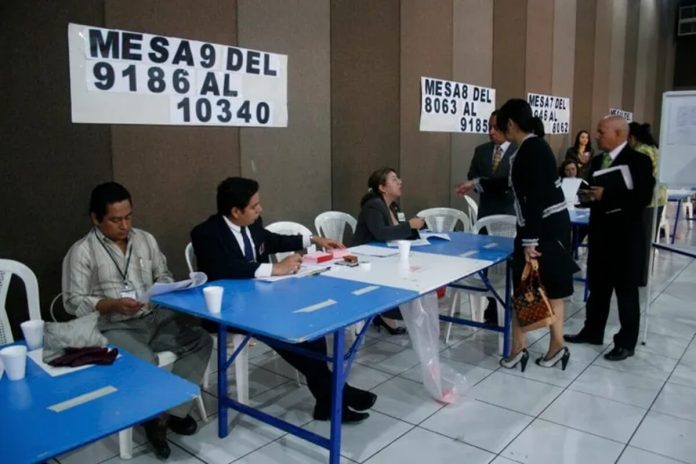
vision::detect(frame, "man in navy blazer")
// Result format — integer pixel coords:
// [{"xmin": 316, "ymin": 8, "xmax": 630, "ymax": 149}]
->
[
  {"xmin": 191, "ymin": 177, "xmax": 377, "ymax": 422},
  {"xmin": 565, "ymin": 116, "xmax": 655, "ymax": 361},
  {"xmin": 465, "ymin": 111, "xmax": 516, "ymax": 325}
]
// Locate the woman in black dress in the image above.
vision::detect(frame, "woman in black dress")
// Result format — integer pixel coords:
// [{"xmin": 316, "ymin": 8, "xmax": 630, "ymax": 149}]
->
[
  {"xmin": 457, "ymin": 99, "xmax": 578, "ymax": 371},
  {"xmin": 353, "ymin": 167, "xmax": 425, "ymax": 334}
]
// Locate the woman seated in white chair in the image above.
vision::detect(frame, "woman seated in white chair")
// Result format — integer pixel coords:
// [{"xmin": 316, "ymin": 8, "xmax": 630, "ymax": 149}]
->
[{"xmin": 353, "ymin": 167, "xmax": 425, "ymax": 335}]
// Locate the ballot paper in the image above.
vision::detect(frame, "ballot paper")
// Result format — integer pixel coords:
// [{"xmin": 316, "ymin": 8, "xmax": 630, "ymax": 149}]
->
[
  {"xmin": 140, "ymin": 272, "xmax": 208, "ymax": 302},
  {"xmin": 561, "ymin": 177, "xmax": 584, "ymax": 208}
]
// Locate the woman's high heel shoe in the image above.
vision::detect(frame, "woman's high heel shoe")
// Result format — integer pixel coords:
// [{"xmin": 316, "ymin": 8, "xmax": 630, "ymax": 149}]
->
[
  {"xmin": 373, "ymin": 317, "xmax": 406, "ymax": 335},
  {"xmin": 499, "ymin": 348, "xmax": 529, "ymax": 372},
  {"xmin": 535, "ymin": 347, "xmax": 570, "ymax": 370}
]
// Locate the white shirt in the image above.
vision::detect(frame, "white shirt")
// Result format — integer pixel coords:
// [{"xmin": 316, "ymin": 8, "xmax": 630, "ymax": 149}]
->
[
  {"xmin": 222, "ymin": 216, "xmax": 312, "ymax": 278},
  {"xmin": 607, "ymin": 141, "xmax": 627, "ymax": 162}
]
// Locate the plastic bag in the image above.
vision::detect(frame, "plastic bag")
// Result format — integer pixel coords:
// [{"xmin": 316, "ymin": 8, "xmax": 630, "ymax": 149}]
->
[{"xmin": 400, "ymin": 292, "xmax": 469, "ymax": 403}]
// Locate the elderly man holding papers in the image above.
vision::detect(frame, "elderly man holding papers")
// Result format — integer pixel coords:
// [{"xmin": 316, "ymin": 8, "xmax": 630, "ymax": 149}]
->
[{"xmin": 565, "ymin": 116, "xmax": 655, "ymax": 361}]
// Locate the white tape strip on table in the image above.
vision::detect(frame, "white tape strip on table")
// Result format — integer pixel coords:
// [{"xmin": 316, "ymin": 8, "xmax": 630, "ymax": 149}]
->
[
  {"xmin": 48, "ymin": 386, "xmax": 118, "ymax": 413},
  {"xmin": 352, "ymin": 285, "xmax": 380, "ymax": 296},
  {"xmin": 293, "ymin": 299, "xmax": 337, "ymax": 313}
]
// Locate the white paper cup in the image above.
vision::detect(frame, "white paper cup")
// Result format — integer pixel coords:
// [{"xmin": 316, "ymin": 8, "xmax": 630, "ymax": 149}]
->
[
  {"xmin": 397, "ymin": 240, "xmax": 411, "ymax": 261},
  {"xmin": 0, "ymin": 345, "xmax": 28, "ymax": 381},
  {"xmin": 20, "ymin": 320, "xmax": 44, "ymax": 351},
  {"xmin": 203, "ymin": 286, "xmax": 224, "ymax": 313},
  {"xmin": 359, "ymin": 261, "xmax": 372, "ymax": 271},
  {"xmin": 434, "ymin": 216, "xmax": 445, "ymax": 233}
]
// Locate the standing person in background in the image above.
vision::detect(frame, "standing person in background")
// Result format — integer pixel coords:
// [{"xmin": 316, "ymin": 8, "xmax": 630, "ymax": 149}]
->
[
  {"xmin": 565, "ymin": 130, "xmax": 594, "ymax": 179},
  {"xmin": 457, "ymin": 99, "xmax": 578, "ymax": 372},
  {"xmin": 466, "ymin": 111, "xmax": 516, "ymax": 325},
  {"xmin": 353, "ymin": 167, "xmax": 425, "ymax": 334},
  {"xmin": 628, "ymin": 121, "xmax": 666, "ymax": 286},
  {"xmin": 565, "ymin": 116, "xmax": 655, "ymax": 361}
]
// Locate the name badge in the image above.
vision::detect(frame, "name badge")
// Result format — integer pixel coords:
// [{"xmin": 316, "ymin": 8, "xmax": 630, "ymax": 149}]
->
[
  {"xmin": 120, "ymin": 282, "xmax": 136, "ymax": 299},
  {"xmin": 397, "ymin": 212, "xmax": 406, "ymax": 222}
]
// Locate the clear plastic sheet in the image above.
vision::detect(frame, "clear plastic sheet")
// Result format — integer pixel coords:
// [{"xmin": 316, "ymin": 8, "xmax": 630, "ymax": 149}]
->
[{"xmin": 400, "ymin": 292, "xmax": 469, "ymax": 403}]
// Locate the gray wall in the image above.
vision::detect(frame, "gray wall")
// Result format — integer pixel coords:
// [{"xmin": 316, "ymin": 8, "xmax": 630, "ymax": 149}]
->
[{"xmin": 0, "ymin": 0, "xmax": 677, "ymax": 327}]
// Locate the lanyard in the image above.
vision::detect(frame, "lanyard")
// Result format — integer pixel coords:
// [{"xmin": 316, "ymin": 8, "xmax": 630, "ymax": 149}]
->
[{"xmin": 94, "ymin": 229, "xmax": 133, "ymax": 284}]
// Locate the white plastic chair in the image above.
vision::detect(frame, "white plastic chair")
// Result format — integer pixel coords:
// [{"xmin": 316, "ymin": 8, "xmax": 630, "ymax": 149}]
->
[
  {"xmin": 416, "ymin": 207, "xmax": 470, "ymax": 232},
  {"xmin": 265, "ymin": 221, "xmax": 316, "ymax": 262},
  {"xmin": 463, "ymin": 196, "xmax": 479, "ymax": 230},
  {"xmin": 184, "ymin": 242, "xmax": 197, "ymax": 273},
  {"xmin": 0, "ymin": 259, "xmax": 42, "ymax": 344},
  {"xmin": 658, "ymin": 207, "xmax": 670, "ymax": 242},
  {"xmin": 314, "ymin": 211, "xmax": 357, "ymax": 242},
  {"xmin": 684, "ymin": 197, "xmax": 693, "ymax": 229},
  {"xmin": 444, "ymin": 215, "xmax": 517, "ymax": 352}
]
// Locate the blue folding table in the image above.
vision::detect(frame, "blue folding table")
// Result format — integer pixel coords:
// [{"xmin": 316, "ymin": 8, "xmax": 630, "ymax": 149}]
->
[
  {"xmin": 0, "ymin": 344, "xmax": 199, "ymax": 464},
  {"xmin": 152, "ymin": 231, "xmax": 513, "ymax": 464}
]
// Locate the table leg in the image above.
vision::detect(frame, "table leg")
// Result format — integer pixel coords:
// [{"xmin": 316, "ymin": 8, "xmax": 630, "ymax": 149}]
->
[
  {"xmin": 329, "ymin": 329, "xmax": 345, "ymax": 464},
  {"xmin": 218, "ymin": 324, "xmax": 228, "ymax": 439},
  {"xmin": 503, "ymin": 259, "xmax": 512, "ymax": 357}
]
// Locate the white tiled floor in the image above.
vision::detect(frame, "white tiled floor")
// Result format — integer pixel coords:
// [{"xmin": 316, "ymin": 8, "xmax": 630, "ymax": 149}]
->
[{"xmin": 56, "ymin": 223, "xmax": 696, "ymax": 464}]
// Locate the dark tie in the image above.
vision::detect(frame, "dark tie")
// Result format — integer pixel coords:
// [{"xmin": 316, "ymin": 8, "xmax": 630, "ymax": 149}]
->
[
  {"xmin": 240, "ymin": 226, "xmax": 255, "ymax": 262},
  {"xmin": 492, "ymin": 145, "xmax": 503, "ymax": 172}
]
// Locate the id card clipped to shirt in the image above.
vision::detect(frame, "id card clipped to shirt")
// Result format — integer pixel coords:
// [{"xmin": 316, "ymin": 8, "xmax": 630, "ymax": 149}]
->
[
  {"xmin": 397, "ymin": 212, "xmax": 406, "ymax": 222},
  {"xmin": 120, "ymin": 281, "xmax": 137, "ymax": 299}
]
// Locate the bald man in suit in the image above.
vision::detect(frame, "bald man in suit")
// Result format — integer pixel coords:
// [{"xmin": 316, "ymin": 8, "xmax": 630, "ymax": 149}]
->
[{"xmin": 564, "ymin": 116, "xmax": 655, "ymax": 361}]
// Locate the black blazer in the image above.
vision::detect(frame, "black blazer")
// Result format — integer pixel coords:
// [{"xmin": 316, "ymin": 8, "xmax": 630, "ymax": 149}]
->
[
  {"xmin": 585, "ymin": 144, "xmax": 655, "ymax": 283},
  {"xmin": 352, "ymin": 196, "xmax": 418, "ymax": 245},
  {"xmin": 190, "ymin": 214, "xmax": 302, "ymax": 280},
  {"xmin": 480, "ymin": 136, "xmax": 570, "ymax": 247},
  {"xmin": 467, "ymin": 141, "xmax": 516, "ymax": 218}
]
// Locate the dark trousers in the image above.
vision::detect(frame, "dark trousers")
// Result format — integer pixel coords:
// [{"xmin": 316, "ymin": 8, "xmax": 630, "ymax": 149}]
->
[
  {"xmin": 270, "ymin": 338, "xmax": 332, "ymax": 406},
  {"xmin": 584, "ymin": 277, "xmax": 640, "ymax": 350}
]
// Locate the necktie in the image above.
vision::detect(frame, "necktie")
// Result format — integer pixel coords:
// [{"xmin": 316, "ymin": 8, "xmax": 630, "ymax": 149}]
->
[
  {"xmin": 601, "ymin": 152, "xmax": 612, "ymax": 169},
  {"xmin": 492, "ymin": 145, "xmax": 503, "ymax": 172},
  {"xmin": 240, "ymin": 226, "xmax": 255, "ymax": 262}
]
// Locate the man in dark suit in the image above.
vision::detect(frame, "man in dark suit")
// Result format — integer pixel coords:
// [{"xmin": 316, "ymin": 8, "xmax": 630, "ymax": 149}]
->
[
  {"xmin": 466, "ymin": 111, "xmax": 516, "ymax": 324},
  {"xmin": 565, "ymin": 116, "xmax": 655, "ymax": 361},
  {"xmin": 191, "ymin": 177, "xmax": 377, "ymax": 422}
]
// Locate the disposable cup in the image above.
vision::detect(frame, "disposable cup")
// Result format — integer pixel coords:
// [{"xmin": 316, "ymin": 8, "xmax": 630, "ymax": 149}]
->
[
  {"xmin": 397, "ymin": 240, "xmax": 411, "ymax": 261},
  {"xmin": 0, "ymin": 345, "xmax": 28, "ymax": 381},
  {"xmin": 20, "ymin": 320, "xmax": 44, "ymax": 351},
  {"xmin": 203, "ymin": 286, "xmax": 224, "ymax": 313}
]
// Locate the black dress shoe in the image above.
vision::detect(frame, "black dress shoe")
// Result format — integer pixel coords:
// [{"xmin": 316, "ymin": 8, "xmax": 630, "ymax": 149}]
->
[
  {"xmin": 144, "ymin": 417, "xmax": 171, "ymax": 459},
  {"xmin": 168, "ymin": 414, "xmax": 198, "ymax": 435},
  {"xmin": 563, "ymin": 332, "xmax": 603, "ymax": 345},
  {"xmin": 313, "ymin": 404, "xmax": 370, "ymax": 423},
  {"xmin": 344, "ymin": 385, "xmax": 377, "ymax": 411},
  {"xmin": 604, "ymin": 346, "xmax": 634, "ymax": 361}
]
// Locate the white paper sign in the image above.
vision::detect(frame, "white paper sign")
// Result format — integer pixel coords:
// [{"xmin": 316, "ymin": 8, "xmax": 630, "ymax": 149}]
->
[
  {"xmin": 609, "ymin": 108, "xmax": 633, "ymax": 122},
  {"xmin": 527, "ymin": 92, "xmax": 570, "ymax": 134},
  {"xmin": 420, "ymin": 77, "xmax": 496, "ymax": 133},
  {"xmin": 68, "ymin": 23, "xmax": 288, "ymax": 127}
]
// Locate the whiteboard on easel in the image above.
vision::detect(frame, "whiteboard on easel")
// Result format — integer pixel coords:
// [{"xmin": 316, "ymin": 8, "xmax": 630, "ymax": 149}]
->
[{"xmin": 658, "ymin": 91, "xmax": 696, "ymax": 187}]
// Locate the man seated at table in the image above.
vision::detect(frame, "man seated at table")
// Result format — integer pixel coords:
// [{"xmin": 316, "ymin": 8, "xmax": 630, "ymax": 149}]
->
[
  {"xmin": 191, "ymin": 176, "xmax": 377, "ymax": 423},
  {"xmin": 62, "ymin": 182, "xmax": 213, "ymax": 459}
]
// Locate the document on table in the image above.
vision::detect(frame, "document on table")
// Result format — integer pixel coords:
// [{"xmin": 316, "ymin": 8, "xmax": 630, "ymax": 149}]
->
[
  {"xmin": 255, "ymin": 264, "xmax": 331, "ymax": 282},
  {"xmin": 140, "ymin": 272, "xmax": 208, "ymax": 302},
  {"xmin": 348, "ymin": 245, "xmax": 399, "ymax": 257}
]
